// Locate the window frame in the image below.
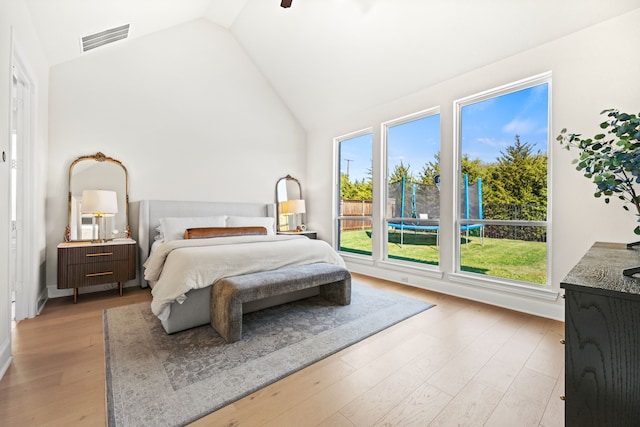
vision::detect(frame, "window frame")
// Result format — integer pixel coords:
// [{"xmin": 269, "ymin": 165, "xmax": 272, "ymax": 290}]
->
[
  {"xmin": 381, "ymin": 107, "xmax": 441, "ymax": 269},
  {"xmin": 451, "ymin": 72, "xmax": 552, "ymax": 290},
  {"xmin": 334, "ymin": 128, "xmax": 374, "ymax": 259}
]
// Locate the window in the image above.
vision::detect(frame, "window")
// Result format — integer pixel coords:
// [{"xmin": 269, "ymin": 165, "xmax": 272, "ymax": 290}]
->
[
  {"xmin": 336, "ymin": 130, "xmax": 373, "ymax": 256},
  {"xmin": 456, "ymin": 75, "xmax": 550, "ymax": 285},
  {"xmin": 384, "ymin": 109, "xmax": 440, "ymax": 267}
]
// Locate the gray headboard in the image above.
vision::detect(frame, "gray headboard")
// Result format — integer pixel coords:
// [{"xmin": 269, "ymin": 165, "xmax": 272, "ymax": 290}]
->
[{"xmin": 130, "ymin": 200, "xmax": 276, "ymax": 287}]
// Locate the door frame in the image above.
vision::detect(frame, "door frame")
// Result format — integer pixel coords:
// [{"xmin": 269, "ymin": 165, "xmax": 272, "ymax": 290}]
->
[{"xmin": 10, "ymin": 41, "xmax": 37, "ymax": 321}]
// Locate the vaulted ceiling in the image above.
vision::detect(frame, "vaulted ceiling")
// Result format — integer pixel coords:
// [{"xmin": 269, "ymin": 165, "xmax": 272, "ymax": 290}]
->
[{"xmin": 23, "ymin": 0, "xmax": 640, "ymax": 129}]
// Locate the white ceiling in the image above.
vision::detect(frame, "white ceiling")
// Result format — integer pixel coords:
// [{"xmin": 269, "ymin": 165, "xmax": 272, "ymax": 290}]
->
[{"xmin": 24, "ymin": 0, "xmax": 640, "ymax": 130}]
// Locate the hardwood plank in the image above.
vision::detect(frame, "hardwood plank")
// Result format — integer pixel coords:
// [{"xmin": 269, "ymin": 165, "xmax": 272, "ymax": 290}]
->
[
  {"xmin": 372, "ymin": 382, "xmax": 453, "ymax": 427},
  {"xmin": 427, "ymin": 307, "xmax": 527, "ymax": 396},
  {"xmin": 316, "ymin": 412, "xmax": 356, "ymax": 427},
  {"xmin": 473, "ymin": 315, "xmax": 549, "ymax": 394},
  {"xmin": 484, "ymin": 367, "xmax": 557, "ymax": 427},
  {"xmin": 428, "ymin": 380, "xmax": 502, "ymax": 427},
  {"xmin": 539, "ymin": 367, "xmax": 565, "ymax": 427}
]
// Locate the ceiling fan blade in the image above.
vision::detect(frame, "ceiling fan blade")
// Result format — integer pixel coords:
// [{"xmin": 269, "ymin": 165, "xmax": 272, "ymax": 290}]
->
[{"xmin": 281, "ymin": 0, "xmax": 293, "ymax": 8}]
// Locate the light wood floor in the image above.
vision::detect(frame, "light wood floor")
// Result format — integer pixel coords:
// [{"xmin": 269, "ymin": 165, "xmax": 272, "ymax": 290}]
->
[{"xmin": 0, "ymin": 274, "xmax": 565, "ymax": 426}]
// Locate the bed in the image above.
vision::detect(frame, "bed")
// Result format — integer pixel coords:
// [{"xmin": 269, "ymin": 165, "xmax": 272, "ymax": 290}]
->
[{"xmin": 130, "ymin": 200, "xmax": 348, "ymax": 334}]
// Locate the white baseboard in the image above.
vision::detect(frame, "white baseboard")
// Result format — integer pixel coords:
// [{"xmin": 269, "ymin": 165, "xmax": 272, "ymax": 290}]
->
[
  {"xmin": 36, "ymin": 286, "xmax": 48, "ymax": 315},
  {"xmin": 0, "ymin": 337, "xmax": 12, "ymax": 382}
]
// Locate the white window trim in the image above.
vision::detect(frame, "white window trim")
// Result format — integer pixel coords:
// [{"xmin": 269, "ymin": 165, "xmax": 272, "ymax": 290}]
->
[
  {"xmin": 452, "ymin": 71, "xmax": 552, "ymax": 289},
  {"xmin": 381, "ymin": 107, "xmax": 441, "ymax": 266},
  {"xmin": 334, "ymin": 128, "xmax": 373, "ymax": 254}
]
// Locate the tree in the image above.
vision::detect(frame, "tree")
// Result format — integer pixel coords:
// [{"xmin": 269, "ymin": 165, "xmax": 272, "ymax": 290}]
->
[
  {"xmin": 388, "ymin": 161, "xmax": 414, "ymax": 184},
  {"xmin": 418, "ymin": 153, "xmax": 484, "ymax": 185},
  {"xmin": 483, "ymin": 135, "xmax": 547, "ymax": 206},
  {"xmin": 418, "ymin": 154, "xmax": 440, "ymax": 185},
  {"xmin": 340, "ymin": 173, "xmax": 357, "ymax": 199},
  {"xmin": 340, "ymin": 173, "xmax": 373, "ymax": 201},
  {"xmin": 461, "ymin": 155, "xmax": 484, "ymax": 184}
]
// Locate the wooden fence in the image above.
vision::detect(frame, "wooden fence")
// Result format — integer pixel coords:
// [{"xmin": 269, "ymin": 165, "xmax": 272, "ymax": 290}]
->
[{"xmin": 340, "ymin": 199, "xmax": 373, "ymax": 231}]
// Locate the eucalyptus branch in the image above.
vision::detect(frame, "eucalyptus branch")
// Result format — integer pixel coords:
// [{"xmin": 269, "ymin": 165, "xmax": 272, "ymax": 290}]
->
[{"xmin": 557, "ymin": 109, "xmax": 640, "ymax": 234}]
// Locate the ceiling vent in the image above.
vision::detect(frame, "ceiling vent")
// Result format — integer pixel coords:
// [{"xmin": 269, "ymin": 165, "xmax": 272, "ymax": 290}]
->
[{"xmin": 81, "ymin": 24, "xmax": 130, "ymax": 53}]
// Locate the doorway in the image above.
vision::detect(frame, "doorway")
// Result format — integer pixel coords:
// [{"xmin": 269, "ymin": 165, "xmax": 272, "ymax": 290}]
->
[{"xmin": 10, "ymin": 56, "xmax": 32, "ymax": 323}]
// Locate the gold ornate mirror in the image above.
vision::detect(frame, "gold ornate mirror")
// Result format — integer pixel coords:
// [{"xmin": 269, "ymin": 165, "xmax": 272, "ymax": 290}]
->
[
  {"xmin": 65, "ymin": 152, "xmax": 130, "ymax": 242},
  {"xmin": 275, "ymin": 174, "xmax": 305, "ymax": 232}
]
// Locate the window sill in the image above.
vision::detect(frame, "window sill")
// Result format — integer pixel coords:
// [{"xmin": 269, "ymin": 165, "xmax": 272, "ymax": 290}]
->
[
  {"xmin": 447, "ymin": 272, "xmax": 559, "ymax": 301},
  {"xmin": 377, "ymin": 259, "xmax": 444, "ymax": 280}
]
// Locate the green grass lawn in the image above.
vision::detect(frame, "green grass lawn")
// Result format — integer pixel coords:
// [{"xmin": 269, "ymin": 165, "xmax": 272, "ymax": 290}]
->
[{"xmin": 339, "ymin": 229, "xmax": 547, "ymax": 284}]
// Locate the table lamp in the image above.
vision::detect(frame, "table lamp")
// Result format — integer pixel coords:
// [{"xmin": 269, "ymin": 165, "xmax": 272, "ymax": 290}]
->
[{"xmin": 81, "ymin": 189, "xmax": 118, "ymax": 242}]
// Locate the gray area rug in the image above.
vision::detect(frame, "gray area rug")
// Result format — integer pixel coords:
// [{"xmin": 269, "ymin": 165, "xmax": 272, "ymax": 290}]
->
[{"xmin": 104, "ymin": 282, "xmax": 433, "ymax": 426}]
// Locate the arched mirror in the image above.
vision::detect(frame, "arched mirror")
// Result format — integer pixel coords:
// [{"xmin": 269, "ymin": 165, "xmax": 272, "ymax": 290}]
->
[
  {"xmin": 275, "ymin": 174, "xmax": 305, "ymax": 232},
  {"xmin": 65, "ymin": 152, "xmax": 130, "ymax": 242}
]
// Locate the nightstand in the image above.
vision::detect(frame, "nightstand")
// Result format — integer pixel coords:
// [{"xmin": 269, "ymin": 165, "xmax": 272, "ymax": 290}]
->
[
  {"xmin": 277, "ymin": 231, "xmax": 317, "ymax": 239},
  {"xmin": 57, "ymin": 239, "xmax": 136, "ymax": 303}
]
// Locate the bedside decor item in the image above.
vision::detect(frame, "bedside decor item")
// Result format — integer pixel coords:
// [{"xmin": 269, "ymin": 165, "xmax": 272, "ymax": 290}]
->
[
  {"xmin": 104, "ymin": 282, "xmax": 434, "ymax": 427},
  {"xmin": 81, "ymin": 189, "xmax": 118, "ymax": 242},
  {"xmin": 557, "ymin": 109, "xmax": 640, "ymax": 235},
  {"xmin": 65, "ymin": 152, "xmax": 130, "ymax": 242},
  {"xmin": 280, "ymin": 198, "xmax": 306, "ymax": 231},
  {"xmin": 275, "ymin": 174, "xmax": 305, "ymax": 232}
]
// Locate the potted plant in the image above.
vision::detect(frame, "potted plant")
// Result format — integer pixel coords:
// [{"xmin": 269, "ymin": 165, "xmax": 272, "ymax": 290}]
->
[{"xmin": 557, "ymin": 109, "xmax": 640, "ymax": 236}]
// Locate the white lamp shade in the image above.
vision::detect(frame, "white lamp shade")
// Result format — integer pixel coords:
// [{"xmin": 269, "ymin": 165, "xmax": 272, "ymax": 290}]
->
[
  {"xmin": 280, "ymin": 199, "xmax": 306, "ymax": 215},
  {"xmin": 81, "ymin": 190, "xmax": 118, "ymax": 215}
]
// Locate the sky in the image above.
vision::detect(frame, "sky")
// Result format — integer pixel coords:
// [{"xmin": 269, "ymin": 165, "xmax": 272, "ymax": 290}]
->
[{"xmin": 340, "ymin": 83, "xmax": 549, "ymax": 182}]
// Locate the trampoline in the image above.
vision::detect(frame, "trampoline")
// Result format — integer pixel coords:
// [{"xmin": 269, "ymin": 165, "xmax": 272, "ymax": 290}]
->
[{"xmin": 388, "ymin": 174, "xmax": 484, "ymax": 247}]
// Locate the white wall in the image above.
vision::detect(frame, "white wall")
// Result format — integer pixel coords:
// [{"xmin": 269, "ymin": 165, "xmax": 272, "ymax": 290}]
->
[
  {"xmin": 46, "ymin": 19, "xmax": 306, "ymax": 295},
  {"xmin": 306, "ymin": 9, "xmax": 640, "ymax": 320},
  {"xmin": 0, "ymin": 0, "xmax": 49, "ymax": 379}
]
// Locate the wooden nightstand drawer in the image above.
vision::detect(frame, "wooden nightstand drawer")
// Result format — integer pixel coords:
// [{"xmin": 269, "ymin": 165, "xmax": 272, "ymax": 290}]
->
[
  {"xmin": 60, "ymin": 244, "xmax": 131, "ymax": 264},
  {"xmin": 57, "ymin": 240, "xmax": 137, "ymax": 302},
  {"xmin": 67, "ymin": 259, "xmax": 134, "ymax": 287}
]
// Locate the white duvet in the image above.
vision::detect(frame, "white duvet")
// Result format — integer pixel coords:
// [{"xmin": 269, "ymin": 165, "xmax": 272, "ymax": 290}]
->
[{"xmin": 144, "ymin": 234, "xmax": 346, "ymax": 321}]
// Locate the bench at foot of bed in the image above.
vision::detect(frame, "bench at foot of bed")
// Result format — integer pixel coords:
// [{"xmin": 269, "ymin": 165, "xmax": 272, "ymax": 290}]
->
[{"xmin": 210, "ymin": 263, "xmax": 351, "ymax": 343}]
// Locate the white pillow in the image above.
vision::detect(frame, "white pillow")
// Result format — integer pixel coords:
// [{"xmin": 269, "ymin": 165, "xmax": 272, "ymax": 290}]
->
[
  {"xmin": 159, "ymin": 216, "xmax": 228, "ymax": 241},
  {"xmin": 226, "ymin": 216, "xmax": 275, "ymax": 235},
  {"xmin": 154, "ymin": 225, "xmax": 164, "ymax": 242}
]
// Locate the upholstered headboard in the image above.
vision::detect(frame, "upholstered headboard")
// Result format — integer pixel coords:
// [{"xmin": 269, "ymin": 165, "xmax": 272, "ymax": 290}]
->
[{"xmin": 130, "ymin": 200, "xmax": 276, "ymax": 287}]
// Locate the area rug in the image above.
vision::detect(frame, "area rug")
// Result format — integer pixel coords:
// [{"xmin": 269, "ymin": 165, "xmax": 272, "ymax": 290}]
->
[{"xmin": 104, "ymin": 282, "xmax": 433, "ymax": 426}]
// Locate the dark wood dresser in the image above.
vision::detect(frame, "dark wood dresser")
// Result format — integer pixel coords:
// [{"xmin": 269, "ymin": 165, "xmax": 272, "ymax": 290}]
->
[
  {"xmin": 57, "ymin": 239, "xmax": 136, "ymax": 303},
  {"xmin": 561, "ymin": 242, "xmax": 640, "ymax": 426}
]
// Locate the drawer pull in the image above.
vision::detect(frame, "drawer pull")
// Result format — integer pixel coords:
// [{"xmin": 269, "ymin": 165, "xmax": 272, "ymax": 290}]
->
[
  {"xmin": 86, "ymin": 252, "xmax": 113, "ymax": 257},
  {"xmin": 86, "ymin": 271, "xmax": 114, "ymax": 277}
]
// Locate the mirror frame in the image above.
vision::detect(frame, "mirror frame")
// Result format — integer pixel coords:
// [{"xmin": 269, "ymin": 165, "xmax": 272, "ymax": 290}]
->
[
  {"xmin": 275, "ymin": 174, "xmax": 303, "ymax": 232},
  {"xmin": 64, "ymin": 152, "xmax": 130, "ymax": 242}
]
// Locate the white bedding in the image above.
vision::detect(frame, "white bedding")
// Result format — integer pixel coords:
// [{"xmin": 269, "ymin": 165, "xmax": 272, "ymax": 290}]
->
[{"xmin": 144, "ymin": 234, "xmax": 346, "ymax": 321}]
